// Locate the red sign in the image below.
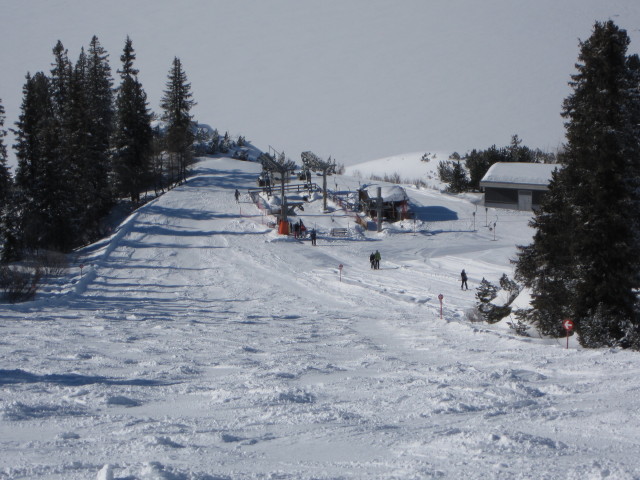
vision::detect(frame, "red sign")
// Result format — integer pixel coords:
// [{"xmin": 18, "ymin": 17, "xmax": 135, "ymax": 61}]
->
[
  {"xmin": 339, "ymin": 264, "xmax": 343, "ymax": 270},
  {"xmin": 563, "ymin": 319, "xmax": 574, "ymax": 331},
  {"xmin": 438, "ymin": 294, "xmax": 443, "ymax": 302}
]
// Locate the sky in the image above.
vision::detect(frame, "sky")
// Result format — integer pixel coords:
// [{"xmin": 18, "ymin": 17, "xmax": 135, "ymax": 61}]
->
[
  {"xmin": 1, "ymin": 0, "xmax": 640, "ymax": 168},
  {"xmin": 3, "ymin": 154, "xmax": 640, "ymax": 479}
]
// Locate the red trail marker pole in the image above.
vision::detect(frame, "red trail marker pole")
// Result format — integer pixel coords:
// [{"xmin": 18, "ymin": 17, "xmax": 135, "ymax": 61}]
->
[{"xmin": 438, "ymin": 294, "xmax": 444, "ymax": 320}]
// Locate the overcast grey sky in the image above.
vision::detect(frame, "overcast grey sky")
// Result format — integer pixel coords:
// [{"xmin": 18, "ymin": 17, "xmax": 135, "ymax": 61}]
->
[{"xmin": 2, "ymin": 0, "xmax": 640, "ymax": 167}]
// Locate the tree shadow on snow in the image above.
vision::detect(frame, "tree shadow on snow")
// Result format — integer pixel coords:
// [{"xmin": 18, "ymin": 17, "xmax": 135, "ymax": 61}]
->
[
  {"xmin": 411, "ymin": 205, "xmax": 458, "ymax": 222},
  {"xmin": 0, "ymin": 369, "xmax": 174, "ymax": 387}
]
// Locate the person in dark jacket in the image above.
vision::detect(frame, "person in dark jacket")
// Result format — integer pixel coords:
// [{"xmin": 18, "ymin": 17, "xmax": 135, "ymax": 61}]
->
[
  {"xmin": 234, "ymin": 189, "xmax": 240, "ymax": 203},
  {"xmin": 374, "ymin": 250, "xmax": 381, "ymax": 270},
  {"xmin": 461, "ymin": 269, "xmax": 468, "ymax": 290},
  {"xmin": 310, "ymin": 229, "xmax": 317, "ymax": 246},
  {"xmin": 369, "ymin": 252, "xmax": 375, "ymax": 269}
]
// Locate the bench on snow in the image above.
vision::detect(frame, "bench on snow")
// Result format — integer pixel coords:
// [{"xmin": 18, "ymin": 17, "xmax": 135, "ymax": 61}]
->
[{"xmin": 330, "ymin": 227, "xmax": 349, "ymax": 237}]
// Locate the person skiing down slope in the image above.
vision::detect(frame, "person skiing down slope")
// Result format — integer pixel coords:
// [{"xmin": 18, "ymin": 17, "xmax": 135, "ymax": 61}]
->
[{"xmin": 235, "ymin": 189, "xmax": 240, "ymax": 203}]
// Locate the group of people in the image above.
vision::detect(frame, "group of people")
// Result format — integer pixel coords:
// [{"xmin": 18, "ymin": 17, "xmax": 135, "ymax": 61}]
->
[
  {"xmin": 236, "ymin": 187, "xmax": 470, "ymax": 287},
  {"xmin": 369, "ymin": 250, "xmax": 381, "ymax": 269},
  {"xmin": 367, "ymin": 250, "xmax": 470, "ymax": 289},
  {"xmin": 293, "ymin": 219, "xmax": 306, "ymax": 239},
  {"xmin": 289, "ymin": 219, "xmax": 315, "ymax": 245},
  {"xmin": 292, "ymin": 220, "xmax": 317, "ymax": 245}
]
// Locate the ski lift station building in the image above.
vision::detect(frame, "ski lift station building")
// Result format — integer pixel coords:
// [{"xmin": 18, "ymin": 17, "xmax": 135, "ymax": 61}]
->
[
  {"xmin": 480, "ymin": 162, "xmax": 561, "ymax": 211},
  {"xmin": 359, "ymin": 184, "xmax": 410, "ymax": 221}
]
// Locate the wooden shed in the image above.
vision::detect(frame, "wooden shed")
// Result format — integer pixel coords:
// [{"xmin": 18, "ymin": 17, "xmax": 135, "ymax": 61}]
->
[{"xmin": 480, "ymin": 162, "xmax": 561, "ymax": 211}]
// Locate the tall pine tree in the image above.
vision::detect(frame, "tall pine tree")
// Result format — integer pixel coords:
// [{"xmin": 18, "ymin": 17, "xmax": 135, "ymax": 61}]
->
[
  {"xmin": 0, "ymin": 99, "xmax": 10, "ymax": 204},
  {"xmin": 84, "ymin": 36, "xmax": 114, "ymax": 221},
  {"xmin": 64, "ymin": 39, "xmax": 115, "ymax": 242},
  {"xmin": 13, "ymin": 69, "xmax": 77, "ymax": 252},
  {"xmin": 0, "ymin": 99, "xmax": 11, "ymax": 259},
  {"xmin": 0, "ymin": 98, "xmax": 21, "ymax": 262},
  {"xmin": 515, "ymin": 168, "xmax": 574, "ymax": 337},
  {"xmin": 112, "ymin": 36, "xmax": 153, "ymax": 203},
  {"xmin": 515, "ymin": 21, "xmax": 640, "ymax": 348},
  {"xmin": 160, "ymin": 57, "xmax": 196, "ymax": 185}
]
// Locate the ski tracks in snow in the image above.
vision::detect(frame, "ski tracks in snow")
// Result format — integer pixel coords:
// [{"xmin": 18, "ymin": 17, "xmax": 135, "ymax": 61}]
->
[{"xmin": 3, "ymin": 158, "xmax": 640, "ymax": 479}]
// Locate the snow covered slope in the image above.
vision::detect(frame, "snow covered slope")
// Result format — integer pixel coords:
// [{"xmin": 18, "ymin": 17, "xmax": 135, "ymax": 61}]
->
[{"xmin": 1, "ymin": 157, "xmax": 640, "ymax": 479}]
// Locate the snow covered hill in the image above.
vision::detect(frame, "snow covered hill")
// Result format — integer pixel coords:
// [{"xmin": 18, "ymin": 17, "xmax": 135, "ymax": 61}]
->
[{"xmin": 1, "ymin": 156, "xmax": 640, "ymax": 479}]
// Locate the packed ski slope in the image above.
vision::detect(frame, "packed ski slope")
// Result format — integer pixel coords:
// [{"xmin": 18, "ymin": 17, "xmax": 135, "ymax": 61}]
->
[{"xmin": 1, "ymin": 156, "xmax": 640, "ymax": 480}]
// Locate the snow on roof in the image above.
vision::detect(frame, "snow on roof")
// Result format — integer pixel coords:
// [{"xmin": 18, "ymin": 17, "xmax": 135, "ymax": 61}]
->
[
  {"xmin": 480, "ymin": 162, "xmax": 561, "ymax": 187},
  {"xmin": 364, "ymin": 184, "xmax": 409, "ymax": 202}
]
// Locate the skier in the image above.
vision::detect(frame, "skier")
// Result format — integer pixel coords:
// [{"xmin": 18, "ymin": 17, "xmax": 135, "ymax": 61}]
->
[
  {"xmin": 234, "ymin": 189, "xmax": 240, "ymax": 203},
  {"xmin": 374, "ymin": 250, "xmax": 381, "ymax": 270},
  {"xmin": 461, "ymin": 269, "xmax": 468, "ymax": 290},
  {"xmin": 369, "ymin": 252, "xmax": 375, "ymax": 269},
  {"xmin": 310, "ymin": 229, "xmax": 317, "ymax": 246}
]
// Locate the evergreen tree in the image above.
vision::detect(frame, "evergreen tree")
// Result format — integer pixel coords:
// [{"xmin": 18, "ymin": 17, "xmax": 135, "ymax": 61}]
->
[
  {"xmin": 447, "ymin": 161, "xmax": 469, "ymax": 193},
  {"xmin": 465, "ymin": 145, "xmax": 509, "ymax": 190},
  {"xmin": 50, "ymin": 41, "xmax": 73, "ymax": 120},
  {"xmin": 475, "ymin": 278, "xmax": 511, "ymax": 324},
  {"xmin": 149, "ymin": 125, "xmax": 166, "ymax": 196},
  {"xmin": 219, "ymin": 131, "xmax": 231, "ymax": 153},
  {"xmin": 0, "ymin": 99, "xmax": 10, "ymax": 204},
  {"xmin": 437, "ymin": 159, "xmax": 454, "ymax": 184},
  {"xmin": 49, "ymin": 40, "xmax": 86, "ymax": 249},
  {"xmin": 112, "ymin": 37, "xmax": 153, "ymax": 203},
  {"xmin": 208, "ymin": 129, "xmax": 220, "ymax": 154},
  {"xmin": 0, "ymin": 99, "xmax": 13, "ymax": 261},
  {"xmin": 64, "ymin": 47, "xmax": 103, "ymax": 243},
  {"xmin": 515, "ymin": 170, "xmax": 574, "ymax": 337},
  {"xmin": 516, "ymin": 21, "xmax": 640, "ymax": 348},
  {"xmin": 160, "ymin": 57, "xmax": 196, "ymax": 184},
  {"xmin": 84, "ymin": 36, "xmax": 114, "ymax": 217},
  {"xmin": 14, "ymin": 73, "xmax": 46, "ymax": 196},
  {"xmin": 463, "ymin": 137, "xmax": 554, "ymax": 190},
  {"xmin": 562, "ymin": 21, "xmax": 640, "ymax": 347},
  {"xmin": 60, "ymin": 38, "xmax": 115, "ymax": 242},
  {"xmin": 13, "ymin": 71, "xmax": 76, "ymax": 252}
]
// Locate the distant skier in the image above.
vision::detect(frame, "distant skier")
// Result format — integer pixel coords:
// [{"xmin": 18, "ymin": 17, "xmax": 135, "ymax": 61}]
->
[
  {"xmin": 310, "ymin": 229, "xmax": 317, "ymax": 246},
  {"xmin": 369, "ymin": 252, "xmax": 375, "ymax": 269},
  {"xmin": 235, "ymin": 189, "xmax": 240, "ymax": 203},
  {"xmin": 374, "ymin": 250, "xmax": 381, "ymax": 270},
  {"xmin": 461, "ymin": 269, "xmax": 468, "ymax": 290}
]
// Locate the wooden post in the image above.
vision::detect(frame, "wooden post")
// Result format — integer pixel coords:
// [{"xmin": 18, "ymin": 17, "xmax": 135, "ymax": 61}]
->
[{"xmin": 376, "ymin": 187, "xmax": 382, "ymax": 232}]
